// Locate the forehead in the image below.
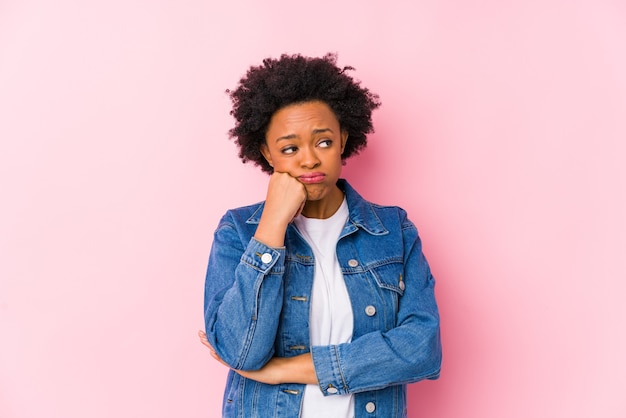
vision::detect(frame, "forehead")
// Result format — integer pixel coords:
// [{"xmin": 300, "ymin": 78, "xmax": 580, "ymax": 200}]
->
[{"xmin": 267, "ymin": 101, "xmax": 339, "ymax": 133}]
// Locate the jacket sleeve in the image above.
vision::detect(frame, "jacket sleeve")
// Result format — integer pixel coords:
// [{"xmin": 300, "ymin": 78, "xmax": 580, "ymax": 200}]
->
[
  {"xmin": 203, "ymin": 212, "xmax": 286, "ymax": 371},
  {"xmin": 311, "ymin": 211, "xmax": 442, "ymax": 395}
]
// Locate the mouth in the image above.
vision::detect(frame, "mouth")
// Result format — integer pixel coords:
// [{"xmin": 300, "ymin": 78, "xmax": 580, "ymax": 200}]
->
[{"xmin": 298, "ymin": 173, "xmax": 326, "ymax": 184}]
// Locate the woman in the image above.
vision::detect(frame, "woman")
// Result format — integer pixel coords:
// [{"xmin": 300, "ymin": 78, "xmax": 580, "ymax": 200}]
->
[{"xmin": 199, "ymin": 53, "xmax": 441, "ymax": 418}]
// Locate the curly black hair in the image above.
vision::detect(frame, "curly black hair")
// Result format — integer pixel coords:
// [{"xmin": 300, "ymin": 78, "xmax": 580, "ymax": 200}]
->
[{"xmin": 227, "ymin": 53, "xmax": 381, "ymax": 174}]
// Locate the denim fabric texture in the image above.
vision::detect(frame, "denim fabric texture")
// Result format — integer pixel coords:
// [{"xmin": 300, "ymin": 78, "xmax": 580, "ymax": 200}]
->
[{"xmin": 204, "ymin": 179, "xmax": 442, "ymax": 417}]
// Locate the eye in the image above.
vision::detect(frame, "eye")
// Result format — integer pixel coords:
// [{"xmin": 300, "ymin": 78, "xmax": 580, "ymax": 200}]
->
[
  {"xmin": 281, "ymin": 145, "xmax": 298, "ymax": 155},
  {"xmin": 318, "ymin": 139, "xmax": 333, "ymax": 148}
]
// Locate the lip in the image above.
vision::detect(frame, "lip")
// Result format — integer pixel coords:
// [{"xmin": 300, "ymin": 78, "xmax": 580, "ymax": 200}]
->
[{"xmin": 298, "ymin": 172, "xmax": 326, "ymax": 184}]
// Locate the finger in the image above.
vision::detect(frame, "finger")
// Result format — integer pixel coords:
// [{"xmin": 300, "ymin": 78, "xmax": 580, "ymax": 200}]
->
[
  {"xmin": 208, "ymin": 350, "xmax": 230, "ymax": 368},
  {"xmin": 198, "ymin": 331, "xmax": 214, "ymax": 349}
]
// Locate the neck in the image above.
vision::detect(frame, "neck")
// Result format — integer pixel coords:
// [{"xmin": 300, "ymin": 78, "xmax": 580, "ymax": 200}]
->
[{"xmin": 301, "ymin": 186, "xmax": 344, "ymax": 219}]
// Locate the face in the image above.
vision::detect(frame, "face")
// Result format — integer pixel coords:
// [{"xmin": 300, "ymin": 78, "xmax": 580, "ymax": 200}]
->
[{"xmin": 261, "ymin": 101, "xmax": 348, "ymax": 207}]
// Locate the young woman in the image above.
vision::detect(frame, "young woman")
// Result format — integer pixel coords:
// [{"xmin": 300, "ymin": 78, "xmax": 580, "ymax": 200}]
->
[{"xmin": 199, "ymin": 53, "xmax": 441, "ymax": 418}]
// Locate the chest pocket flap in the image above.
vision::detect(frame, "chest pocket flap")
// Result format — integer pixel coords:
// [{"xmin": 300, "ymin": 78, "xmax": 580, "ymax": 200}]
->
[{"xmin": 370, "ymin": 260, "xmax": 405, "ymax": 296}]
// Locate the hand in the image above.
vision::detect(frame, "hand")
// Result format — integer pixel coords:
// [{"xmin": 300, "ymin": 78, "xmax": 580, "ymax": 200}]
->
[
  {"xmin": 198, "ymin": 330, "xmax": 281, "ymax": 383},
  {"xmin": 254, "ymin": 172, "xmax": 307, "ymax": 247},
  {"xmin": 265, "ymin": 171, "xmax": 307, "ymax": 223},
  {"xmin": 198, "ymin": 330, "xmax": 317, "ymax": 385},
  {"xmin": 198, "ymin": 330, "xmax": 229, "ymax": 368}
]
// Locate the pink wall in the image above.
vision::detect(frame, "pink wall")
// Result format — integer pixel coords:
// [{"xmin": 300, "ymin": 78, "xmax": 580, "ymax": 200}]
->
[{"xmin": 1, "ymin": 1, "xmax": 625, "ymax": 417}]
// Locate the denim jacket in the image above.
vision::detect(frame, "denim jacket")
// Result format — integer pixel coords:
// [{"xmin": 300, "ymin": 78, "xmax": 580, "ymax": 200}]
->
[{"xmin": 204, "ymin": 179, "xmax": 441, "ymax": 417}]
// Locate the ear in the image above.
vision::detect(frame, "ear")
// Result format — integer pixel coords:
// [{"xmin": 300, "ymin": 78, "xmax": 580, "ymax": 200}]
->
[
  {"xmin": 260, "ymin": 143, "xmax": 273, "ymax": 167},
  {"xmin": 340, "ymin": 130, "xmax": 349, "ymax": 154}
]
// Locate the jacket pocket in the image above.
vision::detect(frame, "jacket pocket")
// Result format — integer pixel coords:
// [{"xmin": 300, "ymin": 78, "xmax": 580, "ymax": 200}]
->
[
  {"xmin": 370, "ymin": 260, "xmax": 405, "ymax": 296},
  {"xmin": 368, "ymin": 260, "xmax": 405, "ymax": 329}
]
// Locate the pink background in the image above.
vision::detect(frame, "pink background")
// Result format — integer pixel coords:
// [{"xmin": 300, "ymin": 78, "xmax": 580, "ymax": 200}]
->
[{"xmin": 1, "ymin": 1, "xmax": 625, "ymax": 417}]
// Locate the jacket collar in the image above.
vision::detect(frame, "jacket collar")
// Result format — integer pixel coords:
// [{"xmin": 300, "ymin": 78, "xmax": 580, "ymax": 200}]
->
[
  {"xmin": 247, "ymin": 179, "xmax": 388, "ymax": 236},
  {"xmin": 337, "ymin": 179, "xmax": 388, "ymax": 235}
]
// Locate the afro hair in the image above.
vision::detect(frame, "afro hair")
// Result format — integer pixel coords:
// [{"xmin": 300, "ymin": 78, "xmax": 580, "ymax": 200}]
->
[{"xmin": 227, "ymin": 53, "xmax": 381, "ymax": 173}]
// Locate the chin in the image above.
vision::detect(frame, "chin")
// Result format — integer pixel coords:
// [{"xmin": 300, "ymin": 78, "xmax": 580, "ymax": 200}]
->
[
  {"xmin": 305, "ymin": 192, "xmax": 325, "ymax": 201},
  {"xmin": 304, "ymin": 185, "xmax": 327, "ymax": 201}
]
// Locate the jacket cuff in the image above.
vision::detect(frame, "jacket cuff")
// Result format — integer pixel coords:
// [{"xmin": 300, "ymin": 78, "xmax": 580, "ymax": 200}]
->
[
  {"xmin": 240, "ymin": 237, "xmax": 285, "ymax": 274},
  {"xmin": 311, "ymin": 345, "xmax": 349, "ymax": 396}
]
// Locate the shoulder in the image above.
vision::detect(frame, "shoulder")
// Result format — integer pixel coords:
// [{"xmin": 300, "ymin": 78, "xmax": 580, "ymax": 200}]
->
[
  {"xmin": 215, "ymin": 201, "xmax": 264, "ymax": 233},
  {"xmin": 369, "ymin": 202, "xmax": 415, "ymax": 230},
  {"xmin": 341, "ymin": 180, "xmax": 414, "ymax": 232},
  {"xmin": 222, "ymin": 201, "xmax": 263, "ymax": 221}
]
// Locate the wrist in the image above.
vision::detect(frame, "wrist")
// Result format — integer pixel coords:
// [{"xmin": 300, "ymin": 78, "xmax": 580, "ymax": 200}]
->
[{"xmin": 254, "ymin": 218, "xmax": 288, "ymax": 247}]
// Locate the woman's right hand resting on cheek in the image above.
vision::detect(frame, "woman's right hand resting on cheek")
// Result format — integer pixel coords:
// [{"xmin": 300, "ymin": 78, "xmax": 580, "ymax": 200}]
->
[{"xmin": 254, "ymin": 172, "xmax": 307, "ymax": 248}]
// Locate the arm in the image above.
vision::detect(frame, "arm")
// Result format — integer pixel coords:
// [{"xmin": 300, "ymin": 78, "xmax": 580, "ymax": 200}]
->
[
  {"xmin": 204, "ymin": 172, "xmax": 307, "ymax": 371},
  {"xmin": 204, "ymin": 222, "xmax": 286, "ymax": 370},
  {"xmin": 203, "ymin": 212, "xmax": 440, "ymax": 390},
  {"xmin": 311, "ymin": 213, "xmax": 441, "ymax": 395},
  {"xmin": 199, "ymin": 329, "xmax": 317, "ymax": 385}
]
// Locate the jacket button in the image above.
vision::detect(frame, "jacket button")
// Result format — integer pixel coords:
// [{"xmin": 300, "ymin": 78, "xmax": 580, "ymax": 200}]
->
[
  {"xmin": 348, "ymin": 259, "xmax": 359, "ymax": 267},
  {"xmin": 327, "ymin": 386, "xmax": 338, "ymax": 394},
  {"xmin": 399, "ymin": 281, "xmax": 405, "ymax": 291},
  {"xmin": 365, "ymin": 401, "xmax": 376, "ymax": 413},
  {"xmin": 365, "ymin": 305, "xmax": 376, "ymax": 316},
  {"xmin": 261, "ymin": 253, "xmax": 272, "ymax": 263}
]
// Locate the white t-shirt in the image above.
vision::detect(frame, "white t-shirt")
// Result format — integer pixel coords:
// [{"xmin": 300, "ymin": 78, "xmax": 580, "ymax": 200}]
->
[{"xmin": 294, "ymin": 198, "xmax": 354, "ymax": 418}]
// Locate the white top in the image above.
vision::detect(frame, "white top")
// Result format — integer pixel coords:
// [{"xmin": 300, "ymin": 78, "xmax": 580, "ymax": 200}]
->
[{"xmin": 294, "ymin": 198, "xmax": 354, "ymax": 418}]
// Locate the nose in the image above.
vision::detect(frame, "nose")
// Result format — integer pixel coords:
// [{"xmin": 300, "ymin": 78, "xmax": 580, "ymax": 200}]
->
[{"xmin": 300, "ymin": 145, "xmax": 320, "ymax": 168}]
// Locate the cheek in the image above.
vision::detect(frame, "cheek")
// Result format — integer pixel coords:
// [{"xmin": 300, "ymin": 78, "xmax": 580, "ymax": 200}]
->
[
  {"xmin": 271, "ymin": 155, "xmax": 287, "ymax": 166},
  {"xmin": 271, "ymin": 156, "xmax": 296, "ymax": 172}
]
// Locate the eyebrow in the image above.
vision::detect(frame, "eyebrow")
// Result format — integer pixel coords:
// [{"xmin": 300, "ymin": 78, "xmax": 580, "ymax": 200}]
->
[{"xmin": 274, "ymin": 128, "xmax": 334, "ymax": 143}]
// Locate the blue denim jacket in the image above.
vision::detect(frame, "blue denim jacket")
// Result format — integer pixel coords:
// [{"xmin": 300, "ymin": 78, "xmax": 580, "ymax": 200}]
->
[{"xmin": 204, "ymin": 179, "xmax": 441, "ymax": 417}]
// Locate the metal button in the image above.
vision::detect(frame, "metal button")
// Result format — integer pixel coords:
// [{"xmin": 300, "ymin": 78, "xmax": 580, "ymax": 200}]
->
[
  {"xmin": 348, "ymin": 259, "xmax": 359, "ymax": 267},
  {"xmin": 327, "ymin": 386, "xmax": 338, "ymax": 394},
  {"xmin": 365, "ymin": 401, "xmax": 376, "ymax": 413},
  {"xmin": 399, "ymin": 281, "xmax": 405, "ymax": 291},
  {"xmin": 365, "ymin": 305, "xmax": 376, "ymax": 316},
  {"xmin": 261, "ymin": 253, "xmax": 272, "ymax": 263}
]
